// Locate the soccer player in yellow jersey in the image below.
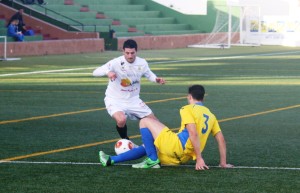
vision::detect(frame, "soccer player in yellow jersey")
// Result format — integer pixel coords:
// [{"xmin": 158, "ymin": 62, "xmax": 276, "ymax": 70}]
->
[{"xmin": 99, "ymin": 84, "xmax": 233, "ymax": 170}]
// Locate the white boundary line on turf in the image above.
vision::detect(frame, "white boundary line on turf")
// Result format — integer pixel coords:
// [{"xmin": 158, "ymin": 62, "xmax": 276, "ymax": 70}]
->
[
  {"xmin": 1, "ymin": 50, "xmax": 300, "ymax": 77},
  {"xmin": 158, "ymin": 74, "xmax": 300, "ymax": 78},
  {"xmin": 1, "ymin": 161, "xmax": 299, "ymax": 170},
  {"xmin": 0, "ymin": 67, "xmax": 95, "ymax": 77}
]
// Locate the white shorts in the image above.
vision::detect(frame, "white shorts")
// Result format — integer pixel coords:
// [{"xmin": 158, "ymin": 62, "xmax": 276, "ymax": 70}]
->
[{"xmin": 104, "ymin": 97, "xmax": 153, "ymax": 120}]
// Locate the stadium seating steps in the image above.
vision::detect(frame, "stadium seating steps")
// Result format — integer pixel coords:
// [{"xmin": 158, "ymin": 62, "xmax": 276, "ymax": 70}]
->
[{"xmin": 26, "ymin": 0, "xmax": 201, "ymax": 37}]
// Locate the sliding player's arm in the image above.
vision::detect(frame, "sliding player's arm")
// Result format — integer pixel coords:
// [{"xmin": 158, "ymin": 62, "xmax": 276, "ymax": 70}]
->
[
  {"xmin": 186, "ymin": 123, "xmax": 209, "ymax": 170},
  {"xmin": 214, "ymin": 131, "xmax": 234, "ymax": 168}
]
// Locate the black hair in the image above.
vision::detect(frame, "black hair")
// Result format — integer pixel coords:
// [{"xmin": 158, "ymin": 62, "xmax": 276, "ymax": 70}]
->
[
  {"xmin": 123, "ymin": 39, "xmax": 137, "ymax": 51},
  {"xmin": 188, "ymin": 85, "xmax": 205, "ymax": 101}
]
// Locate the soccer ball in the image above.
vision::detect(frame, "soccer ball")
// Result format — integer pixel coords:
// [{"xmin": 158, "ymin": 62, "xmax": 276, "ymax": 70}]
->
[{"xmin": 114, "ymin": 139, "xmax": 134, "ymax": 155}]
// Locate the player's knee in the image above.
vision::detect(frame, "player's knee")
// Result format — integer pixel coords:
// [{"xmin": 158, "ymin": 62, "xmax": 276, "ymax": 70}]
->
[
  {"xmin": 116, "ymin": 118, "xmax": 126, "ymax": 127},
  {"xmin": 113, "ymin": 112, "xmax": 127, "ymax": 127},
  {"xmin": 139, "ymin": 117, "xmax": 151, "ymax": 128}
]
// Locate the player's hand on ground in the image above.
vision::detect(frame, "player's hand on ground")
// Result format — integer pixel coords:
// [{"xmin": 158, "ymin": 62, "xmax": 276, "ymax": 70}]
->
[
  {"xmin": 219, "ymin": 163, "xmax": 234, "ymax": 168},
  {"xmin": 195, "ymin": 158, "xmax": 209, "ymax": 170},
  {"xmin": 107, "ymin": 71, "xmax": 117, "ymax": 81},
  {"xmin": 156, "ymin": 77, "xmax": 166, "ymax": 84}
]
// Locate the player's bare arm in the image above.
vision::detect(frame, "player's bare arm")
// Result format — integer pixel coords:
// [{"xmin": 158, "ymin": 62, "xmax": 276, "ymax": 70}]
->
[
  {"xmin": 186, "ymin": 123, "xmax": 209, "ymax": 170},
  {"xmin": 214, "ymin": 132, "xmax": 234, "ymax": 168}
]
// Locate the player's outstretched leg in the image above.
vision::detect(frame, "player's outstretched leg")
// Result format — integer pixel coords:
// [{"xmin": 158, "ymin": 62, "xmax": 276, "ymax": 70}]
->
[{"xmin": 99, "ymin": 146, "xmax": 146, "ymax": 167}]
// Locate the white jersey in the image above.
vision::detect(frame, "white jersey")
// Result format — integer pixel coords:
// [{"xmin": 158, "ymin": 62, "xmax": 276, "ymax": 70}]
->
[{"xmin": 93, "ymin": 56, "xmax": 157, "ymax": 100}]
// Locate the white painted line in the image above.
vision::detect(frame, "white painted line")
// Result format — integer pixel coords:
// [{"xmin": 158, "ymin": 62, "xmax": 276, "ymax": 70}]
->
[
  {"xmin": 1, "ymin": 50, "xmax": 300, "ymax": 77},
  {"xmin": 150, "ymin": 50, "xmax": 300, "ymax": 64},
  {"xmin": 159, "ymin": 74, "xmax": 300, "ymax": 78},
  {"xmin": 1, "ymin": 161, "xmax": 299, "ymax": 170},
  {"xmin": 0, "ymin": 160, "xmax": 100, "ymax": 165},
  {"xmin": 0, "ymin": 67, "xmax": 95, "ymax": 77},
  {"xmin": 44, "ymin": 73, "xmax": 92, "ymax": 75}
]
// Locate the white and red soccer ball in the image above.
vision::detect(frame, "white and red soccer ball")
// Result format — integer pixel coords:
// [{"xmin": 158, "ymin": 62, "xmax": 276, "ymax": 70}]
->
[{"xmin": 114, "ymin": 139, "xmax": 134, "ymax": 155}]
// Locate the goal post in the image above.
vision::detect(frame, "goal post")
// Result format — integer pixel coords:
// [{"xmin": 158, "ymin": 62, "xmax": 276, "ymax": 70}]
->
[
  {"xmin": 188, "ymin": 1, "xmax": 261, "ymax": 48},
  {"xmin": 230, "ymin": 4, "xmax": 261, "ymax": 46},
  {"xmin": 0, "ymin": 36, "xmax": 21, "ymax": 61},
  {"xmin": 0, "ymin": 36, "xmax": 7, "ymax": 60}
]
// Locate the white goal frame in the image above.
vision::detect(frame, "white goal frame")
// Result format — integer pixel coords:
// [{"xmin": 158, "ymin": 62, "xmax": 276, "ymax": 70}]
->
[
  {"xmin": 0, "ymin": 36, "xmax": 21, "ymax": 61},
  {"xmin": 188, "ymin": 3, "xmax": 261, "ymax": 48},
  {"xmin": 229, "ymin": 4, "xmax": 261, "ymax": 47},
  {"xmin": 0, "ymin": 36, "xmax": 7, "ymax": 60}
]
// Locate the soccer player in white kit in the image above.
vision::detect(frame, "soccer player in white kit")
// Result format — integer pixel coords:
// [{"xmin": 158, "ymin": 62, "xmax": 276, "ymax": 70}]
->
[{"xmin": 93, "ymin": 39, "xmax": 165, "ymax": 140}]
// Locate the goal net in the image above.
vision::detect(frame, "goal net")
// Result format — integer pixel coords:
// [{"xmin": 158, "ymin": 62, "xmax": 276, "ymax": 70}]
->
[{"xmin": 188, "ymin": 3, "xmax": 261, "ymax": 48}]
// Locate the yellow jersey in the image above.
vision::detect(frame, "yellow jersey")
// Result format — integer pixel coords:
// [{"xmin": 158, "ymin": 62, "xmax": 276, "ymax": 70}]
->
[{"xmin": 178, "ymin": 102, "xmax": 221, "ymax": 161}]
